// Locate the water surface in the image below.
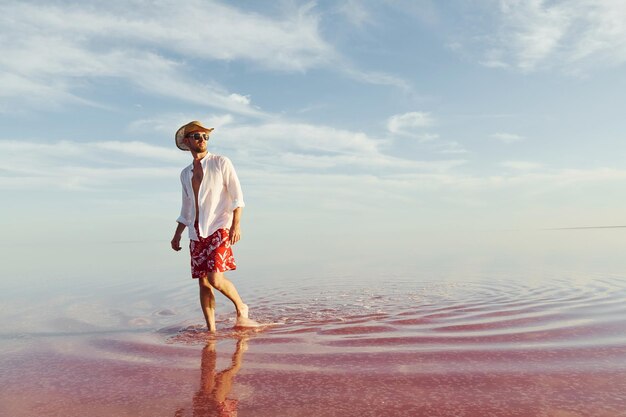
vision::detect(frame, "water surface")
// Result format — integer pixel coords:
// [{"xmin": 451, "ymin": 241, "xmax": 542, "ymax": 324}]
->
[{"xmin": 1, "ymin": 273, "xmax": 625, "ymax": 416}]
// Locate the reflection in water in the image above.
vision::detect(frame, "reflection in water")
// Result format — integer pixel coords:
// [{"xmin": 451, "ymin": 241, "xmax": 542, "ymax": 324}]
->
[
  {"xmin": 175, "ymin": 337, "xmax": 247, "ymax": 417},
  {"xmin": 1, "ymin": 276, "xmax": 626, "ymax": 416}
]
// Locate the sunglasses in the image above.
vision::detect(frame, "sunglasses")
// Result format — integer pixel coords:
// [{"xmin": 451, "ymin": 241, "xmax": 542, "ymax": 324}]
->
[{"xmin": 185, "ymin": 132, "xmax": 208, "ymax": 141}]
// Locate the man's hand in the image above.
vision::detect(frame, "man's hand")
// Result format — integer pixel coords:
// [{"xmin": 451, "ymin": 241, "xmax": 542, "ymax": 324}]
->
[
  {"xmin": 171, "ymin": 234, "xmax": 182, "ymax": 251},
  {"xmin": 230, "ymin": 207, "xmax": 243, "ymax": 245},
  {"xmin": 229, "ymin": 223, "xmax": 241, "ymax": 245}
]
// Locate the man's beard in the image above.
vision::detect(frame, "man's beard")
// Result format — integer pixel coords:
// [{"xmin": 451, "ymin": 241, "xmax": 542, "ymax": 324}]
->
[{"xmin": 191, "ymin": 142, "xmax": 207, "ymax": 152}]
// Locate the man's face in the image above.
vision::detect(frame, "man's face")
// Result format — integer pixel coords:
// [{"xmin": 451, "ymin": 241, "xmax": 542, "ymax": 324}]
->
[{"xmin": 184, "ymin": 130, "xmax": 209, "ymax": 152}]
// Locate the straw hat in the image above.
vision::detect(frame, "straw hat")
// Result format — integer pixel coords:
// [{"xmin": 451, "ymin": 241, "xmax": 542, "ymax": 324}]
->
[{"xmin": 175, "ymin": 120, "xmax": 214, "ymax": 151}]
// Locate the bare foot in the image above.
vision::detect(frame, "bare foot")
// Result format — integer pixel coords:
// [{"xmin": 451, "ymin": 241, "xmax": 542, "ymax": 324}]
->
[
  {"xmin": 235, "ymin": 316, "xmax": 262, "ymax": 328},
  {"xmin": 238, "ymin": 304, "xmax": 249, "ymax": 319},
  {"xmin": 236, "ymin": 337, "xmax": 249, "ymax": 352},
  {"xmin": 205, "ymin": 339, "xmax": 217, "ymax": 351}
]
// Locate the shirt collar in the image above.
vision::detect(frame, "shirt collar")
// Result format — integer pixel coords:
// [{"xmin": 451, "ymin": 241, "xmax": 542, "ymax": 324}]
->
[{"xmin": 189, "ymin": 152, "xmax": 212, "ymax": 170}]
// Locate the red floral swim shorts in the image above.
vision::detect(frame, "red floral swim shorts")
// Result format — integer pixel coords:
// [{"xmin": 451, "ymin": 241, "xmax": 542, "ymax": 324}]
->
[{"xmin": 190, "ymin": 226, "xmax": 236, "ymax": 278}]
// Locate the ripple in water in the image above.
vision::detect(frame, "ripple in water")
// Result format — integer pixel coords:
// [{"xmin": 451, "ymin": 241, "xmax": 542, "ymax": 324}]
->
[{"xmin": 2, "ymin": 275, "xmax": 626, "ymax": 416}]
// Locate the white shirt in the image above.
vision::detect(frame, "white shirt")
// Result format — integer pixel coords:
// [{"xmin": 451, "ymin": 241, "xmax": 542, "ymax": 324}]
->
[{"xmin": 176, "ymin": 153, "xmax": 245, "ymax": 241}]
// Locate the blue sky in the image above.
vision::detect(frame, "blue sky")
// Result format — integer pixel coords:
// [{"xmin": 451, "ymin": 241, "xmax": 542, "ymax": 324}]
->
[{"xmin": 2, "ymin": 0, "xmax": 626, "ymax": 284}]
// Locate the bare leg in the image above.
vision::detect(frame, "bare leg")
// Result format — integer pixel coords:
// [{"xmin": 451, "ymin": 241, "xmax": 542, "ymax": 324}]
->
[
  {"xmin": 199, "ymin": 277, "xmax": 216, "ymax": 332},
  {"xmin": 214, "ymin": 336, "xmax": 248, "ymax": 402},
  {"xmin": 207, "ymin": 272, "xmax": 248, "ymax": 318},
  {"xmin": 199, "ymin": 339, "xmax": 217, "ymax": 392},
  {"xmin": 190, "ymin": 340, "xmax": 217, "ymax": 415}
]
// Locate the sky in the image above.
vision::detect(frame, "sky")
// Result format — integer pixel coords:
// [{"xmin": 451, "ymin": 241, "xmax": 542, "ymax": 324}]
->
[{"xmin": 2, "ymin": 0, "xmax": 626, "ymax": 285}]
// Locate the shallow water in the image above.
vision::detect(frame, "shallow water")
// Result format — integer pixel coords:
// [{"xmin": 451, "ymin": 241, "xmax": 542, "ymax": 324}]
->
[{"xmin": 1, "ymin": 273, "xmax": 626, "ymax": 416}]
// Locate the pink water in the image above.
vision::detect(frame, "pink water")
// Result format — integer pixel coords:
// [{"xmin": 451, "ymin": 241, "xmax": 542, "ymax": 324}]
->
[{"xmin": 1, "ymin": 275, "xmax": 626, "ymax": 416}]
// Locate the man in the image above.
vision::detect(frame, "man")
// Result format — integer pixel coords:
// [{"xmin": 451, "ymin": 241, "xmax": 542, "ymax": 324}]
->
[
  {"xmin": 176, "ymin": 336, "xmax": 247, "ymax": 416},
  {"xmin": 170, "ymin": 120, "xmax": 253, "ymax": 332}
]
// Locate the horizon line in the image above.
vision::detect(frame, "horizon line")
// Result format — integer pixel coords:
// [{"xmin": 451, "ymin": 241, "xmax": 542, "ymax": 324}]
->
[{"xmin": 543, "ymin": 225, "xmax": 626, "ymax": 230}]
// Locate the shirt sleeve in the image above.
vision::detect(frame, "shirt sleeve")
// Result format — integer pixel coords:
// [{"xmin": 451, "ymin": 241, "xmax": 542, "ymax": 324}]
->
[
  {"xmin": 221, "ymin": 157, "xmax": 245, "ymax": 211},
  {"xmin": 176, "ymin": 168, "xmax": 190, "ymax": 225}
]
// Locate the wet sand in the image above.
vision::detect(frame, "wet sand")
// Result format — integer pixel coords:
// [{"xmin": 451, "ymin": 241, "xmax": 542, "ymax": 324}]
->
[{"xmin": 1, "ymin": 275, "xmax": 626, "ymax": 416}]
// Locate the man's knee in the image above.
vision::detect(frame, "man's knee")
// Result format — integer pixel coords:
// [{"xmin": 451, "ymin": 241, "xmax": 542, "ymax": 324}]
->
[
  {"xmin": 207, "ymin": 272, "xmax": 224, "ymax": 289},
  {"xmin": 198, "ymin": 276, "xmax": 213, "ymax": 291}
]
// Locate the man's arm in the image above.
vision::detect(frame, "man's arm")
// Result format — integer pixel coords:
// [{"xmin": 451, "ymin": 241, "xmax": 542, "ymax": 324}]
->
[
  {"xmin": 173, "ymin": 168, "xmax": 191, "ymax": 252},
  {"xmin": 171, "ymin": 222, "xmax": 186, "ymax": 251},
  {"xmin": 230, "ymin": 207, "xmax": 242, "ymax": 245},
  {"xmin": 221, "ymin": 157, "xmax": 244, "ymax": 245}
]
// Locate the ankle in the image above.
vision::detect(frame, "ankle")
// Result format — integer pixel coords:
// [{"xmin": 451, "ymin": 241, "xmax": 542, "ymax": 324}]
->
[{"xmin": 238, "ymin": 303, "xmax": 249, "ymax": 318}]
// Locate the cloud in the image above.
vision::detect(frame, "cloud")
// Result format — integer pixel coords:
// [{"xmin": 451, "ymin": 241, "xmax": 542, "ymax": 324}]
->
[
  {"xmin": 386, "ymin": 112, "xmax": 469, "ymax": 154},
  {"xmin": 437, "ymin": 141, "xmax": 469, "ymax": 155},
  {"xmin": 416, "ymin": 133, "xmax": 440, "ymax": 142},
  {"xmin": 0, "ymin": 1, "xmax": 334, "ymax": 71},
  {"xmin": 0, "ymin": 73, "xmax": 107, "ymax": 112},
  {"xmin": 128, "ymin": 113, "xmax": 235, "ymax": 135},
  {"xmin": 464, "ymin": 167, "xmax": 626, "ymax": 191},
  {"xmin": 0, "ymin": 139, "xmax": 185, "ymax": 190},
  {"xmin": 336, "ymin": 0, "xmax": 374, "ymax": 28},
  {"xmin": 223, "ymin": 122, "xmax": 381, "ymax": 155},
  {"xmin": 387, "ymin": 112, "xmax": 435, "ymax": 135},
  {"xmin": 476, "ymin": 0, "xmax": 626, "ymax": 73},
  {"xmin": 342, "ymin": 67, "xmax": 412, "ymax": 90},
  {"xmin": 273, "ymin": 152, "xmax": 463, "ymax": 172},
  {"xmin": 4, "ymin": 130, "xmax": 626, "ymax": 223},
  {"xmin": 92, "ymin": 141, "xmax": 185, "ymax": 163},
  {"xmin": 16, "ymin": 114, "xmax": 621, "ymax": 216},
  {"xmin": 127, "ymin": 115, "xmax": 470, "ymax": 178},
  {"xmin": 490, "ymin": 132, "xmax": 524, "ymax": 143},
  {"xmin": 217, "ymin": 121, "xmax": 465, "ymax": 176},
  {"xmin": 501, "ymin": 0, "xmax": 570, "ymax": 71},
  {"xmin": 380, "ymin": 167, "xmax": 626, "ymax": 196},
  {"xmin": 229, "ymin": 94, "xmax": 251, "ymax": 106},
  {"xmin": 0, "ymin": 1, "xmax": 409, "ymax": 113},
  {"xmin": 0, "ymin": 27, "xmax": 263, "ymax": 115},
  {"xmin": 0, "ymin": 114, "xmax": 467, "ymax": 192},
  {"xmin": 0, "ymin": 1, "xmax": 324, "ymax": 113},
  {"xmin": 500, "ymin": 161, "xmax": 543, "ymax": 171},
  {"xmin": 446, "ymin": 41, "xmax": 463, "ymax": 52}
]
